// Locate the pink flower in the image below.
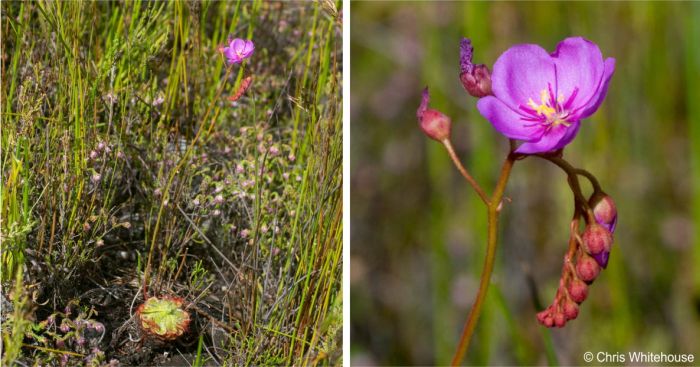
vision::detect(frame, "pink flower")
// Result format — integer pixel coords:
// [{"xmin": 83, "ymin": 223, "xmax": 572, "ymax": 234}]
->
[
  {"xmin": 222, "ymin": 38, "xmax": 254, "ymax": 64},
  {"xmin": 477, "ymin": 37, "xmax": 615, "ymax": 154}
]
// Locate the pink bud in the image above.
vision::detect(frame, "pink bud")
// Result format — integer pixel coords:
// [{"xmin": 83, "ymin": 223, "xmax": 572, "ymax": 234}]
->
[
  {"xmin": 417, "ymin": 87, "xmax": 451, "ymax": 142},
  {"xmin": 576, "ymin": 254, "xmax": 601, "ymax": 283},
  {"xmin": 543, "ymin": 315, "xmax": 554, "ymax": 327},
  {"xmin": 582, "ymin": 223, "xmax": 613, "ymax": 256},
  {"xmin": 568, "ymin": 278, "xmax": 588, "ymax": 303},
  {"xmin": 591, "ymin": 194, "xmax": 617, "ymax": 233},
  {"xmin": 459, "ymin": 38, "xmax": 492, "ymax": 98},
  {"xmin": 553, "ymin": 313, "xmax": 566, "ymax": 328},
  {"xmin": 562, "ymin": 301, "xmax": 579, "ymax": 320},
  {"xmin": 460, "ymin": 65, "xmax": 492, "ymax": 98}
]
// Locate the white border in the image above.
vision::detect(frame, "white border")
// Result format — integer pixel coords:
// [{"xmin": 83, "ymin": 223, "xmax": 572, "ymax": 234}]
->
[{"xmin": 341, "ymin": 0, "xmax": 350, "ymax": 365}]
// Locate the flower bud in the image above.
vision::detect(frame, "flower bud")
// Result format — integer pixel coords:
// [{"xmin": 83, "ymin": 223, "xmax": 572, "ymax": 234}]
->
[
  {"xmin": 582, "ymin": 223, "xmax": 613, "ymax": 268},
  {"xmin": 590, "ymin": 193, "xmax": 617, "ymax": 233},
  {"xmin": 460, "ymin": 65, "xmax": 492, "ymax": 98},
  {"xmin": 543, "ymin": 315, "xmax": 554, "ymax": 327},
  {"xmin": 562, "ymin": 300, "xmax": 579, "ymax": 320},
  {"xmin": 582, "ymin": 223, "xmax": 613, "ymax": 256},
  {"xmin": 592, "ymin": 251, "xmax": 610, "ymax": 270},
  {"xmin": 576, "ymin": 254, "xmax": 601, "ymax": 283},
  {"xmin": 459, "ymin": 38, "xmax": 492, "ymax": 98},
  {"xmin": 567, "ymin": 278, "xmax": 588, "ymax": 303},
  {"xmin": 553, "ymin": 313, "xmax": 566, "ymax": 328},
  {"xmin": 417, "ymin": 87, "xmax": 452, "ymax": 142}
]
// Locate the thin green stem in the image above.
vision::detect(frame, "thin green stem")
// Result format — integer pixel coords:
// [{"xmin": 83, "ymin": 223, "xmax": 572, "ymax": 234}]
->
[
  {"xmin": 451, "ymin": 151, "xmax": 516, "ymax": 366},
  {"xmin": 442, "ymin": 139, "xmax": 490, "ymax": 206},
  {"xmin": 575, "ymin": 168, "xmax": 603, "ymax": 193},
  {"xmin": 142, "ymin": 66, "xmax": 233, "ymax": 299}
]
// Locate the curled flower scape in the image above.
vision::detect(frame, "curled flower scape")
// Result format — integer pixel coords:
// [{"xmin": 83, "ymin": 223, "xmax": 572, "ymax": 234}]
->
[
  {"xmin": 477, "ymin": 37, "xmax": 615, "ymax": 154},
  {"xmin": 228, "ymin": 76, "xmax": 254, "ymax": 103},
  {"xmin": 222, "ymin": 38, "xmax": 255, "ymax": 64}
]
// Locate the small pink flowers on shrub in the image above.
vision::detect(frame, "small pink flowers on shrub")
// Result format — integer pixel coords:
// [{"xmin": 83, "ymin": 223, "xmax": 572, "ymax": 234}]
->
[
  {"xmin": 477, "ymin": 37, "xmax": 615, "ymax": 154},
  {"xmin": 222, "ymin": 38, "xmax": 254, "ymax": 64}
]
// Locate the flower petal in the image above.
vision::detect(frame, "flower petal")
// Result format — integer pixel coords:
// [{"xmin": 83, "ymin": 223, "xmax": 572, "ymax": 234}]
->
[
  {"xmin": 477, "ymin": 96, "xmax": 540, "ymax": 140},
  {"xmin": 578, "ymin": 58, "xmax": 615, "ymax": 119},
  {"xmin": 552, "ymin": 37, "xmax": 604, "ymax": 108},
  {"xmin": 491, "ymin": 44, "xmax": 556, "ymax": 110},
  {"xmin": 551, "ymin": 120, "xmax": 581, "ymax": 150},
  {"xmin": 514, "ymin": 123, "xmax": 570, "ymax": 154},
  {"xmin": 223, "ymin": 47, "xmax": 238, "ymax": 61},
  {"xmin": 232, "ymin": 39, "xmax": 246, "ymax": 53},
  {"xmin": 242, "ymin": 40, "xmax": 255, "ymax": 56}
]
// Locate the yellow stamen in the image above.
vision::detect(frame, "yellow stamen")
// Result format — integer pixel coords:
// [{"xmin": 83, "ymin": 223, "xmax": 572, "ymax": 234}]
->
[{"xmin": 527, "ymin": 88, "xmax": 570, "ymax": 127}]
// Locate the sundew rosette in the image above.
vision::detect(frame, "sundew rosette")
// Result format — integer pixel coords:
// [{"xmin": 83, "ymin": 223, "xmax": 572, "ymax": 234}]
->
[{"xmin": 136, "ymin": 296, "xmax": 191, "ymax": 341}]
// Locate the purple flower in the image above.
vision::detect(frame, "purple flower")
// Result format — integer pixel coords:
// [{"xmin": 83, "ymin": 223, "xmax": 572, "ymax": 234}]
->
[
  {"xmin": 477, "ymin": 37, "xmax": 615, "ymax": 154},
  {"xmin": 222, "ymin": 38, "xmax": 254, "ymax": 64}
]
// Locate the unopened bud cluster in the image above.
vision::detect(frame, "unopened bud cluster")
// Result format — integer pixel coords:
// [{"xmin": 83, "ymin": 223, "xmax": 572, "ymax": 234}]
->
[{"xmin": 538, "ymin": 193, "xmax": 617, "ymax": 328}]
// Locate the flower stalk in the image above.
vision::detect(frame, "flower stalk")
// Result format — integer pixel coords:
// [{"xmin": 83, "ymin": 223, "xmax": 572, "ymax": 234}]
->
[
  {"xmin": 422, "ymin": 36, "xmax": 616, "ymax": 365},
  {"xmin": 449, "ymin": 148, "xmax": 516, "ymax": 366}
]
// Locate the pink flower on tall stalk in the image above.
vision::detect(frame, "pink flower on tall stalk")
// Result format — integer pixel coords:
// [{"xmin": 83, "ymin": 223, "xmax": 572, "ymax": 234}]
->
[
  {"xmin": 222, "ymin": 38, "xmax": 254, "ymax": 64},
  {"xmin": 477, "ymin": 37, "xmax": 615, "ymax": 154}
]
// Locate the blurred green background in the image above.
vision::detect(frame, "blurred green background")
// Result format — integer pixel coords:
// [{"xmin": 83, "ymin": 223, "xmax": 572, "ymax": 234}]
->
[{"xmin": 350, "ymin": 2, "xmax": 700, "ymax": 365}]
